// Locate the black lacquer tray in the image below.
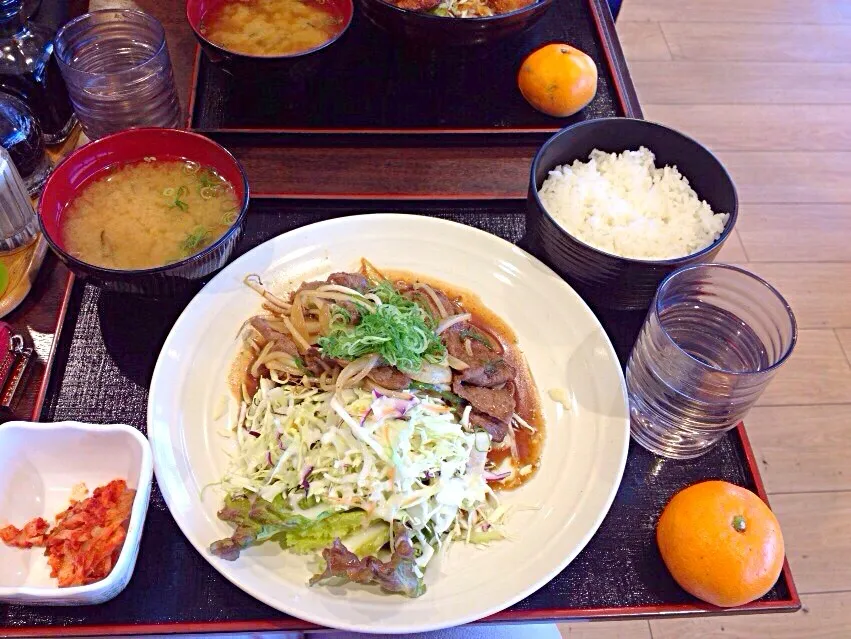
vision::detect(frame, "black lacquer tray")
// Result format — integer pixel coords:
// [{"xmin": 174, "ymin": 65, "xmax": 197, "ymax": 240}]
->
[
  {"xmin": 188, "ymin": 0, "xmax": 640, "ymax": 144},
  {"xmin": 0, "ymin": 198, "xmax": 798, "ymax": 637}
]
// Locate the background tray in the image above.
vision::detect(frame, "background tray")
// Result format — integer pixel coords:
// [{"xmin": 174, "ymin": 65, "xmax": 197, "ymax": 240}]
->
[
  {"xmin": 189, "ymin": 0, "xmax": 640, "ymax": 143},
  {"xmin": 0, "ymin": 199, "xmax": 798, "ymax": 636}
]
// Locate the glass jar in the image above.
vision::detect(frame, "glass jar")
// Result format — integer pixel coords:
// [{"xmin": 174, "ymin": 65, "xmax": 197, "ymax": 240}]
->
[
  {"xmin": 0, "ymin": 92, "xmax": 49, "ymax": 195},
  {"xmin": 0, "ymin": 0, "xmax": 76, "ymax": 145},
  {"xmin": 0, "ymin": 146, "xmax": 38, "ymax": 252}
]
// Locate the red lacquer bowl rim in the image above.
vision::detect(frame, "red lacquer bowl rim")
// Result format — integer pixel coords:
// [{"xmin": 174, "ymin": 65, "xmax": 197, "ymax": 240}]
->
[
  {"xmin": 185, "ymin": 0, "xmax": 354, "ymax": 60},
  {"xmin": 38, "ymin": 127, "xmax": 250, "ymax": 277}
]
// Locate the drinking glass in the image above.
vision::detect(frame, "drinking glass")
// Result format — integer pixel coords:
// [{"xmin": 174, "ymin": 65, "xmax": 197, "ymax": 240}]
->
[
  {"xmin": 0, "ymin": 146, "xmax": 38, "ymax": 251},
  {"xmin": 0, "ymin": 93, "xmax": 50, "ymax": 195},
  {"xmin": 627, "ymin": 264, "xmax": 797, "ymax": 459},
  {"xmin": 53, "ymin": 9, "xmax": 181, "ymax": 140}
]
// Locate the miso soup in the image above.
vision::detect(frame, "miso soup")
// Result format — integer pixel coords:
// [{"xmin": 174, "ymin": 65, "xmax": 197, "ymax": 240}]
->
[
  {"xmin": 200, "ymin": 0, "xmax": 345, "ymax": 56},
  {"xmin": 61, "ymin": 159, "xmax": 240, "ymax": 270}
]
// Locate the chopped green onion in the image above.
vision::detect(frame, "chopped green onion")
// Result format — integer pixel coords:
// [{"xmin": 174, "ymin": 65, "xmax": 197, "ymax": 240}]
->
[
  {"xmin": 222, "ymin": 209, "xmax": 239, "ymax": 225},
  {"xmin": 409, "ymin": 381, "xmax": 463, "ymax": 408},
  {"xmin": 319, "ymin": 280, "xmax": 446, "ymax": 373},
  {"xmin": 293, "ymin": 356, "xmax": 309, "ymax": 374},
  {"xmin": 168, "ymin": 185, "xmax": 190, "ymax": 212},
  {"xmin": 181, "ymin": 226, "xmax": 209, "ymax": 254},
  {"xmin": 459, "ymin": 328, "xmax": 492, "ymax": 349},
  {"xmin": 198, "ymin": 170, "xmax": 220, "ymax": 189}
]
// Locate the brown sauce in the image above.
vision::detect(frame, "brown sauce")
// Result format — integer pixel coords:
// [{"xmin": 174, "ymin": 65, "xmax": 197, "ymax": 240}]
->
[
  {"xmin": 385, "ymin": 269, "xmax": 545, "ymax": 490},
  {"xmin": 229, "ymin": 342, "xmax": 257, "ymax": 400}
]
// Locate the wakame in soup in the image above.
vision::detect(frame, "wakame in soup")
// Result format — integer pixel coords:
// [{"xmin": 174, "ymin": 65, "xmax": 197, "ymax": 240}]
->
[
  {"xmin": 200, "ymin": 0, "xmax": 345, "ymax": 57},
  {"xmin": 61, "ymin": 159, "xmax": 240, "ymax": 270}
]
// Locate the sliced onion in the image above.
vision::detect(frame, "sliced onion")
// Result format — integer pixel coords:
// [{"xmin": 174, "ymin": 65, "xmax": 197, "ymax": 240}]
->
[
  {"xmin": 303, "ymin": 288, "xmax": 376, "ymax": 312},
  {"xmin": 315, "ymin": 284, "xmax": 368, "ymax": 296},
  {"xmin": 512, "ymin": 412, "xmax": 536, "ymax": 432},
  {"xmin": 244, "ymin": 274, "xmax": 291, "ymax": 312},
  {"xmin": 447, "ymin": 354, "xmax": 469, "ymax": 371},
  {"xmin": 506, "ymin": 423, "xmax": 519, "ymax": 461},
  {"xmin": 318, "ymin": 369, "xmax": 338, "ymax": 392},
  {"xmin": 360, "ymin": 258, "xmax": 387, "ymax": 285},
  {"xmin": 336, "ymin": 354, "xmax": 380, "ymax": 391},
  {"xmin": 281, "ymin": 315, "xmax": 310, "ymax": 353},
  {"xmin": 318, "ymin": 302, "xmax": 331, "ymax": 334},
  {"xmin": 413, "ymin": 283, "xmax": 447, "ymax": 319},
  {"xmin": 265, "ymin": 360, "xmax": 305, "ymax": 377},
  {"xmin": 408, "ymin": 362, "xmax": 452, "ymax": 385},
  {"xmin": 290, "ymin": 293, "xmax": 308, "ymax": 342},
  {"xmin": 436, "ymin": 313, "xmax": 471, "ymax": 335},
  {"xmin": 250, "ymin": 341, "xmax": 275, "ymax": 377},
  {"xmin": 303, "ymin": 320, "xmax": 322, "ymax": 335}
]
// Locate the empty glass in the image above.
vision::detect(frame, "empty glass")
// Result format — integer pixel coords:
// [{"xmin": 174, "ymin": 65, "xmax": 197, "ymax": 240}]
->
[
  {"xmin": 627, "ymin": 264, "xmax": 797, "ymax": 459},
  {"xmin": 0, "ymin": 146, "xmax": 38, "ymax": 251},
  {"xmin": 53, "ymin": 9, "xmax": 181, "ymax": 140}
]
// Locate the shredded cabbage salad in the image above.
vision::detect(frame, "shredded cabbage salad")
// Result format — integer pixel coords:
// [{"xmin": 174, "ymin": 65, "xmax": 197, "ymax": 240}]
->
[{"xmin": 213, "ymin": 377, "xmax": 508, "ymax": 593}]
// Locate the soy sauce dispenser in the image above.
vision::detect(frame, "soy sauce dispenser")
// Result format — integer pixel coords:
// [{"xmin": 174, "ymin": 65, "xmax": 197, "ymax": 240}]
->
[{"xmin": 0, "ymin": 0, "xmax": 76, "ymax": 145}]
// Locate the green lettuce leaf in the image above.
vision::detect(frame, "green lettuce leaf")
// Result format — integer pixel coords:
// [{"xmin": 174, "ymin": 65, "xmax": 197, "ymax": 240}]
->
[
  {"xmin": 351, "ymin": 523, "xmax": 391, "ymax": 558},
  {"xmin": 209, "ymin": 494, "xmax": 313, "ymax": 560},
  {"xmin": 281, "ymin": 510, "xmax": 369, "ymax": 554}
]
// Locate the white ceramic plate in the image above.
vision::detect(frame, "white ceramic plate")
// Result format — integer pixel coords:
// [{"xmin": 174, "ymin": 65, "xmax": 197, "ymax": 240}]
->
[{"xmin": 147, "ymin": 214, "xmax": 629, "ymax": 634}]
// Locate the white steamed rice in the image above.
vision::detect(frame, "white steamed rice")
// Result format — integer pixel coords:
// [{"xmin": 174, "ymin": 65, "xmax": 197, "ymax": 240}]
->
[{"xmin": 538, "ymin": 147, "xmax": 729, "ymax": 260}]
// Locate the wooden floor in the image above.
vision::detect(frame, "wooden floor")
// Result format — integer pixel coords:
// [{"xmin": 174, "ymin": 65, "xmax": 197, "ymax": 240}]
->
[{"xmin": 559, "ymin": 1, "xmax": 851, "ymax": 637}]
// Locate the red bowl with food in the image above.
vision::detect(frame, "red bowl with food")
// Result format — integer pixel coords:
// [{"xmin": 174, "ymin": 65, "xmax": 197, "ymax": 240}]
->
[
  {"xmin": 357, "ymin": 0, "xmax": 554, "ymax": 47},
  {"xmin": 38, "ymin": 127, "xmax": 249, "ymax": 297},
  {"xmin": 186, "ymin": 0, "xmax": 353, "ymax": 78}
]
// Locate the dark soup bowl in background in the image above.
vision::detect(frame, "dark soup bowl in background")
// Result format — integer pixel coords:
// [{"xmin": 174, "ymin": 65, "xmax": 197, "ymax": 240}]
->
[
  {"xmin": 186, "ymin": 0, "xmax": 353, "ymax": 79},
  {"xmin": 38, "ymin": 127, "xmax": 249, "ymax": 297},
  {"xmin": 357, "ymin": 0, "xmax": 553, "ymax": 47},
  {"xmin": 526, "ymin": 117, "xmax": 738, "ymax": 311}
]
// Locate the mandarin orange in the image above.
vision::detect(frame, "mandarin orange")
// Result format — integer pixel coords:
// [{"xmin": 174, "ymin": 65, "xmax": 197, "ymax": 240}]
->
[
  {"xmin": 656, "ymin": 480, "xmax": 785, "ymax": 608},
  {"xmin": 517, "ymin": 43, "xmax": 597, "ymax": 117}
]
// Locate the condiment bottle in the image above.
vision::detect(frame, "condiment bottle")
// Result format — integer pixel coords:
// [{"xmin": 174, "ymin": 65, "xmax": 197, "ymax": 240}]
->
[
  {"xmin": 0, "ymin": 92, "xmax": 49, "ymax": 195},
  {"xmin": 0, "ymin": 146, "xmax": 38, "ymax": 252},
  {"xmin": 0, "ymin": 0, "xmax": 76, "ymax": 145}
]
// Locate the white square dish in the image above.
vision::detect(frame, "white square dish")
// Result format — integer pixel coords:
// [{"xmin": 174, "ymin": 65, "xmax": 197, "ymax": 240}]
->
[{"xmin": 0, "ymin": 421, "xmax": 152, "ymax": 605}]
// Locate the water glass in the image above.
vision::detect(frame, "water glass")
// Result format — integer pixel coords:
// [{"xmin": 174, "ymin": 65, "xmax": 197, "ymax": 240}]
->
[
  {"xmin": 0, "ymin": 147, "xmax": 38, "ymax": 252},
  {"xmin": 627, "ymin": 264, "xmax": 797, "ymax": 459},
  {"xmin": 53, "ymin": 9, "xmax": 181, "ymax": 140}
]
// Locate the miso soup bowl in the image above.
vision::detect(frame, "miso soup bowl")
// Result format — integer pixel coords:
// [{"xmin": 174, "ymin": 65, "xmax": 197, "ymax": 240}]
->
[
  {"xmin": 38, "ymin": 127, "xmax": 249, "ymax": 297},
  {"xmin": 526, "ymin": 118, "xmax": 738, "ymax": 311},
  {"xmin": 185, "ymin": 0, "xmax": 354, "ymax": 80}
]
